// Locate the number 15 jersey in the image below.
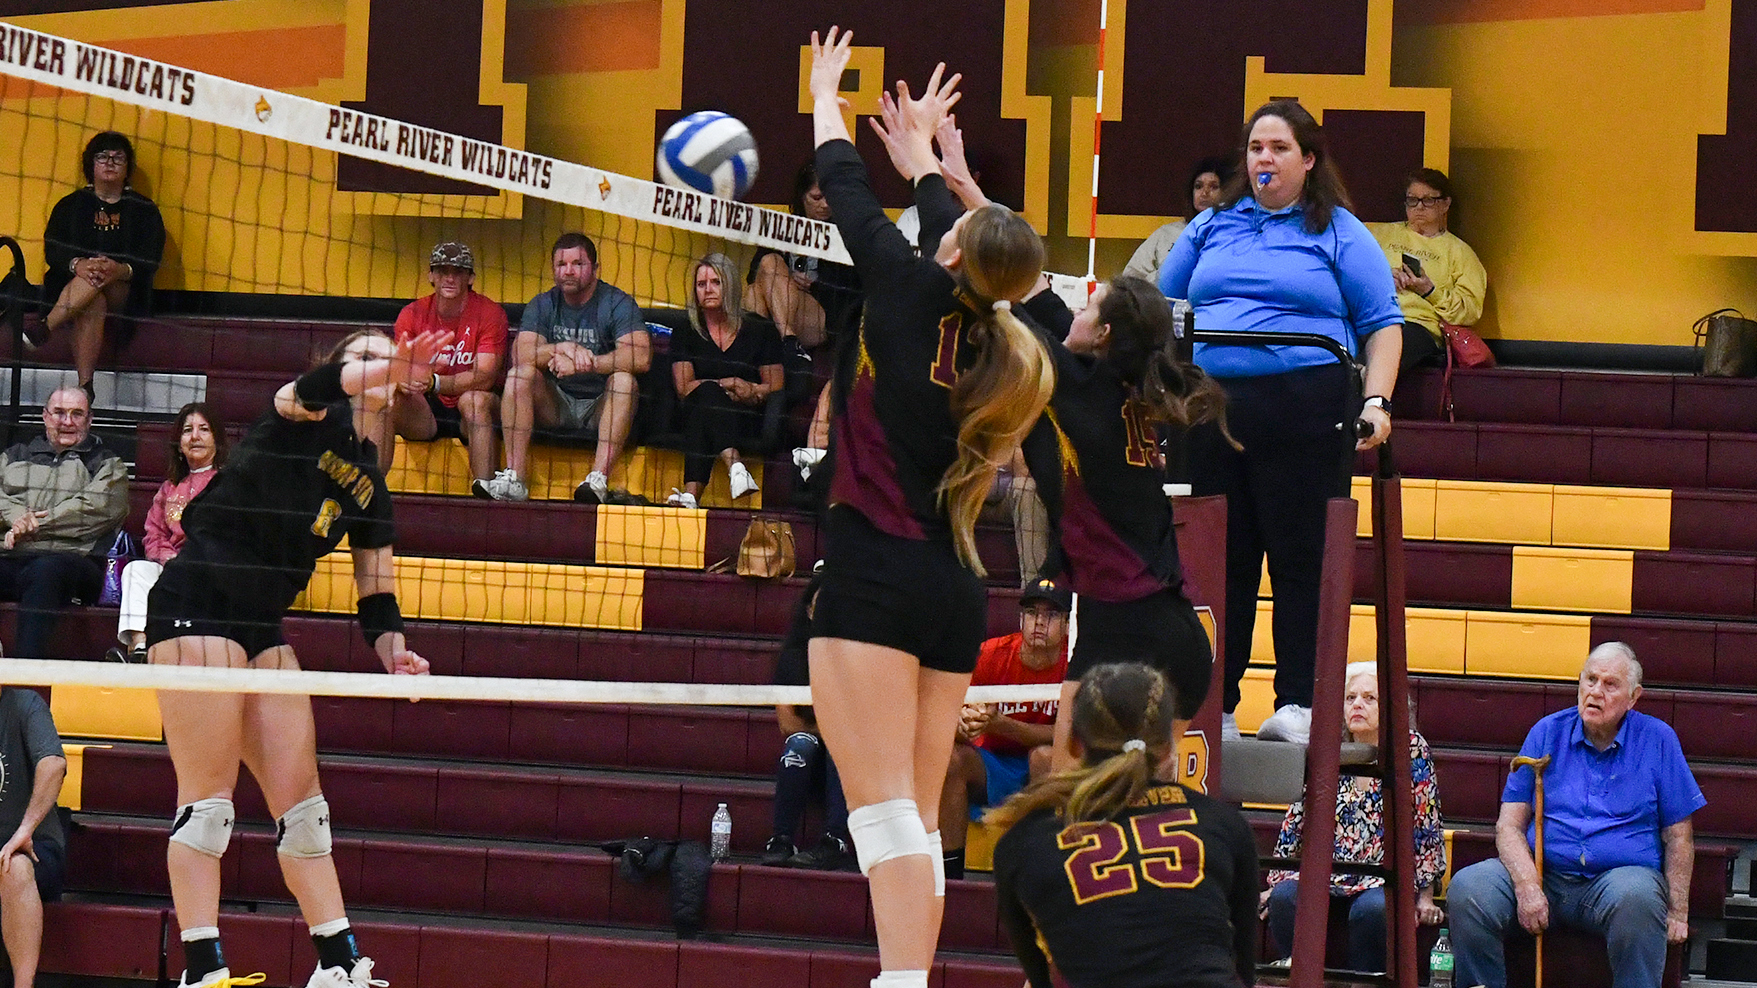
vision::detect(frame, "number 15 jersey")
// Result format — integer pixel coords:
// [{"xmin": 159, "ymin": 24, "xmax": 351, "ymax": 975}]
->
[{"xmin": 992, "ymin": 782, "xmax": 1259, "ymax": 988}]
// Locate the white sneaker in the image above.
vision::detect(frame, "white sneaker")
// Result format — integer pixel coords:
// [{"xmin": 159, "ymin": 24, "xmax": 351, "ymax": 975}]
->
[
  {"xmin": 307, "ymin": 957, "xmax": 388, "ymax": 988},
  {"xmin": 792, "ymin": 446, "xmax": 825, "ymax": 482},
  {"xmin": 181, "ymin": 969, "xmax": 266, "ymax": 988},
  {"xmin": 485, "ymin": 468, "xmax": 528, "ymax": 502},
  {"xmin": 1221, "ymin": 711, "xmax": 1242, "ymax": 741},
  {"xmin": 1257, "ymin": 704, "xmax": 1312, "ymax": 744},
  {"xmin": 728, "ymin": 461, "xmax": 758, "ymax": 499},
  {"xmin": 667, "ymin": 489, "xmax": 699, "ymax": 509},
  {"xmin": 574, "ymin": 470, "xmax": 611, "ymax": 505}
]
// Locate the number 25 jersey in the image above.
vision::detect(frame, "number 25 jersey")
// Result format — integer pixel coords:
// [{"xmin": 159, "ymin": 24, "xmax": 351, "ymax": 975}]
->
[{"xmin": 993, "ymin": 783, "xmax": 1259, "ymax": 988}]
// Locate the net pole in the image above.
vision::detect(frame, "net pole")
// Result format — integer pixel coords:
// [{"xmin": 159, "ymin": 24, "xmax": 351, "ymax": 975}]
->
[{"xmin": 1084, "ymin": 0, "xmax": 1109, "ymax": 283}]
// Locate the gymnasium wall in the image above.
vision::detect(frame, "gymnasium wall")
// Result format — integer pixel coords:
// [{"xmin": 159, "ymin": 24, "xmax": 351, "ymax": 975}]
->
[{"xmin": 1, "ymin": 0, "xmax": 1754, "ymax": 345}]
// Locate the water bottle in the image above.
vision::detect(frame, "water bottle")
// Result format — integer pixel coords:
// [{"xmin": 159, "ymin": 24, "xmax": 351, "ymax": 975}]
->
[
  {"xmin": 710, "ymin": 803, "xmax": 732, "ymax": 862},
  {"xmin": 1429, "ymin": 927, "xmax": 1454, "ymax": 988}
]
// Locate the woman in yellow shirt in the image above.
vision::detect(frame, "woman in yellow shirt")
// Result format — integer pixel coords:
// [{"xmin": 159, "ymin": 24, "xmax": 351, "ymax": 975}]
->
[{"xmin": 1368, "ymin": 169, "xmax": 1488, "ymax": 372}]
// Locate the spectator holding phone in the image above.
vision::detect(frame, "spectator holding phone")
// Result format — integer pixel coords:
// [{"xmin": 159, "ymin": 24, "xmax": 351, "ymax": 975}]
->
[{"xmin": 1368, "ymin": 169, "xmax": 1487, "ymax": 373}]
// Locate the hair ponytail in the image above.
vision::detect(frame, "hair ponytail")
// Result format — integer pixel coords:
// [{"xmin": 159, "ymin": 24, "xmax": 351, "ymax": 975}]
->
[
  {"xmin": 1102, "ymin": 276, "xmax": 1239, "ymax": 450},
  {"xmin": 985, "ymin": 663, "xmax": 1179, "ymax": 830},
  {"xmin": 938, "ymin": 206, "xmax": 1055, "ymax": 576}
]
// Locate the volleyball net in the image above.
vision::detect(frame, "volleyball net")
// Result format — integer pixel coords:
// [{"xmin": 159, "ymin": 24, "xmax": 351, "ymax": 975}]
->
[{"xmin": 0, "ymin": 22, "xmax": 1060, "ymax": 700}]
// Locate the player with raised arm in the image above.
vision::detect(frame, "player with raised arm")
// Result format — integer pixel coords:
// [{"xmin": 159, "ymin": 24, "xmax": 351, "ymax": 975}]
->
[
  {"xmin": 802, "ymin": 27, "xmax": 1055, "ymax": 988},
  {"xmin": 989, "ymin": 663, "xmax": 1260, "ymax": 988},
  {"xmin": 146, "ymin": 327, "xmax": 449, "ymax": 988}
]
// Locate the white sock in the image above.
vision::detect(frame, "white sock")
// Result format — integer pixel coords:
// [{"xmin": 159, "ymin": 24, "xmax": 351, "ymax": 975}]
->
[
  {"xmin": 871, "ymin": 971, "xmax": 930, "ymax": 988},
  {"xmin": 180, "ymin": 926, "xmax": 219, "ymax": 942},
  {"xmin": 308, "ymin": 916, "xmax": 349, "ymax": 938}
]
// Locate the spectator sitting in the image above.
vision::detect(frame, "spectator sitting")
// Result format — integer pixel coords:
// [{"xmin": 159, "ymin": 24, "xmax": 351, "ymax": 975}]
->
[
  {"xmin": 486, "ymin": 232, "xmax": 649, "ymax": 504},
  {"xmin": 0, "ymin": 386, "xmax": 128, "ymax": 659},
  {"xmin": 1120, "ymin": 155, "xmax": 1232, "ymax": 282},
  {"xmin": 0, "ymin": 686, "xmax": 68, "ymax": 988},
  {"xmin": 1261, "ymin": 661, "xmax": 1447, "ymax": 973},
  {"xmin": 1368, "ymin": 168, "xmax": 1487, "ymax": 373},
  {"xmin": 105, "ymin": 402, "xmax": 225, "ymax": 664},
  {"xmin": 745, "ymin": 162, "xmax": 863, "ymax": 400},
  {"xmin": 1449, "ymin": 642, "xmax": 1702, "ymax": 988},
  {"xmin": 35, "ymin": 132, "xmax": 167, "ymax": 403},
  {"xmin": 940, "ymin": 577, "xmax": 1071, "ymax": 881},
  {"xmin": 667, "ymin": 253, "xmax": 783, "ymax": 509},
  {"xmin": 764, "ymin": 567, "xmax": 855, "ymax": 871},
  {"xmin": 385, "ymin": 242, "xmax": 508, "ymax": 490}
]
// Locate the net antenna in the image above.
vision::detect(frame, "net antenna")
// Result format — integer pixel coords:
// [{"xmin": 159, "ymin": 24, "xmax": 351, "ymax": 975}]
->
[
  {"xmin": 0, "ymin": 21, "xmax": 850, "ymax": 265},
  {"xmin": 1083, "ymin": 0, "xmax": 1111, "ymax": 284}
]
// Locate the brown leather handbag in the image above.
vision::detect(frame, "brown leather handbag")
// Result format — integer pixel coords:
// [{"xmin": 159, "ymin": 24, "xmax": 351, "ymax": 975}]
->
[
  {"xmin": 1695, "ymin": 308, "xmax": 1757, "ymax": 377},
  {"xmin": 717, "ymin": 516, "xmax": 795, "ymax": 580}
]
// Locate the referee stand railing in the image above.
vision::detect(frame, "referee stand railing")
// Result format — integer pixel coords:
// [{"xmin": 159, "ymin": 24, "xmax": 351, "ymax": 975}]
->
[{"xmin": 1190, "ymin": 328, "xmax": 1418, "ymax": 988}]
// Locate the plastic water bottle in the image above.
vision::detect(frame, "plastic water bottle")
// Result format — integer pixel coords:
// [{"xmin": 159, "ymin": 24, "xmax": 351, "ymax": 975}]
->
[
  {"xmin": 710, "ymin": 803, "xmax": 732, "ymax": 862},
  {"xmin": 1429, "ymin": 927, "xmax": 1454, "ymax": 988}
]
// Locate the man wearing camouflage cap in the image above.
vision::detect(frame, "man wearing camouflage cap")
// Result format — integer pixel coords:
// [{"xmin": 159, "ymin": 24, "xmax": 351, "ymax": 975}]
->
[{"xmin": 388, "ymin": 241, "xmax": 510, "ymax": 492}]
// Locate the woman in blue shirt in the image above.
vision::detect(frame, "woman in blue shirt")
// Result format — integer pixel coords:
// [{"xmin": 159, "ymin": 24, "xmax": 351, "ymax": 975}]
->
[{"xmin": 1159, "ymin": 100, "xmax": 1402, "ymax": 745}]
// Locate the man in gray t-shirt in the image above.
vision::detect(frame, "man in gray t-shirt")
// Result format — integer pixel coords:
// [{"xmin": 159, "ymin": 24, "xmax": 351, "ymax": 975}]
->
[
  {"xmin": 0, "ymin": 687, "xmax": 67, "ymax": 986},
  {"xmin": 486, "ymin": 232, "xmax": 651, "ymax": 505}
]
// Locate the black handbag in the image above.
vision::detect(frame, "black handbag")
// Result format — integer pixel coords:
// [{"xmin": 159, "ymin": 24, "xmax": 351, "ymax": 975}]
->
[{"xmin": 1694, "ymin": 308, "xmax": 1757, "ymax": 377}]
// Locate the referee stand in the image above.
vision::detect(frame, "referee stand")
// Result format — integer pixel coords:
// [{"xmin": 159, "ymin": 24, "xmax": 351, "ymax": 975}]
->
[{"xmin": 1191, "ymin": 330, "xmax": 1419, "ymax": 988}]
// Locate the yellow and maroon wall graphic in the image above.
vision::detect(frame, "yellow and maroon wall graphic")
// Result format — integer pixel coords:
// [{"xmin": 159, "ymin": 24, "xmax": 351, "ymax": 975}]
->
[{"xmin": 1, "ymin": 0, "xmax": 1754, "ymax": 345}]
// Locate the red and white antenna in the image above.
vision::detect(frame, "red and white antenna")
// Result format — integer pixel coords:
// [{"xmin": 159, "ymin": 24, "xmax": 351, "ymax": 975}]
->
[{"xmin": 1084, "ymin": 0, "xmax": 1110, "ymax": 285}]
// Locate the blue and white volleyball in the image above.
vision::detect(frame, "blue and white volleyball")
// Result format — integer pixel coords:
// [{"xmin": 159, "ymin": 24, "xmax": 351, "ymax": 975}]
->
[{"xmin": 657, "ymin": 111, "xmax": 759, "ymax": 200}]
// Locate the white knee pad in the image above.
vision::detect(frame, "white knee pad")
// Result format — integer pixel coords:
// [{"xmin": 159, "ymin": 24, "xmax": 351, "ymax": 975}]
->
[
  {"xmin": 871, "ymin": 971, "xmax": 930, "ymax": 988},
  {"xmin": 926, "ymin": 829, "xmax": 945, "ymax": 897},
  {"xmin": 846, "ymin": 798, "xmax": 931, "ymax": 876},
  {"xmin": 276, "ymin": 794, "xmax": 333, "ymax": 859},
  {"xmin": 168, "ymin": 798, "xmax": 234, "ymax": 858}
]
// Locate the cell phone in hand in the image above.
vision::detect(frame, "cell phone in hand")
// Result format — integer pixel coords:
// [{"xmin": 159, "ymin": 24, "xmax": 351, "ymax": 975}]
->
[{"xmin": 1401, "ymin": 253, "xmax": 1424, "ymax": 278}]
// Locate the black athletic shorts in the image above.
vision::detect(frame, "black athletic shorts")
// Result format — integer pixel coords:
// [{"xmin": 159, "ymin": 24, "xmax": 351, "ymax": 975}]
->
[
  {"xmin": 1070, "ymin": 589, "xmax": 1213, "ymax": 720},
  {"xmin": 32, "ymin": 838, "xmax": 64, "ymax": 901},
  {"xmin": 145, "ymin": 564, "xmax": 288, "ymax": 660},
  {"xmin": 811, "ymin": 505, "xmax": 987, "ymax": 674},
  {"xmin": 424, "ymin": 391, "xmax": 464, "ymax": 441}
]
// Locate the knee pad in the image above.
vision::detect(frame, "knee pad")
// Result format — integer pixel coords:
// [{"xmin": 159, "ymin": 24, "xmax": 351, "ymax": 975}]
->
[
  {"xmin": 169, "ymin": 798, "xmax": 235, "ymax": 859},
  {"xmin": 276, "ymin": 794, "xmax": 333, "ymax": 859},
  {"xmin": 926, "ymin": 829, "xmax": 945, "ymax": 897},
  {"xmin": 846, "ymin": 799, "xmax": 930, "ymax": 876}
]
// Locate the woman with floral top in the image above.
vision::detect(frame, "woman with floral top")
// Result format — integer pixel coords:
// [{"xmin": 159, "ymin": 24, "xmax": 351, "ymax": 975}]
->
[
  {"xmin": 106, "ymin": 403, "xmax": 225, "ymax": 663},
  {"xmin": 1260, "ymin": 661, "xmax": 1447, "ymax": 972}
]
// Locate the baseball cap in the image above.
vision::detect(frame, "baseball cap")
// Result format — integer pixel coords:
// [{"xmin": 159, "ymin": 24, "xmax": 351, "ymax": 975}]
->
[
  {"xmin": 429, "ymin": 241, "xmax": 474, "ymax": 271},
  {"xmin": 1019, "ymin": 576, "xmax": 1073, "ymax": 613}
]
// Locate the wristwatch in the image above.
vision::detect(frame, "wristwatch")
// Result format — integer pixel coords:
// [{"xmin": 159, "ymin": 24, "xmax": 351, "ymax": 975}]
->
[{"xmin": 1363, "ymin": 395, "xmax": 1393, "ymax": 414}]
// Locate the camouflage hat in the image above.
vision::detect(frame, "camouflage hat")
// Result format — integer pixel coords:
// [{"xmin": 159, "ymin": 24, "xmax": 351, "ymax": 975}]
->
[{"xmin": 429, "ymin": 241, "xmax": 474, "ymax": 271}]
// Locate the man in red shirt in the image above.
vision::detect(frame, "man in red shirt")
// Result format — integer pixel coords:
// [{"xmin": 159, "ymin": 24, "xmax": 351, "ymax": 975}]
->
[
  {"xmin": 389, "ymin": 242, "xmax": 510, "ymax": 493},
  {"xmin": 938, "ymin": 576, "xmax": 1071, "ymax": 881}
]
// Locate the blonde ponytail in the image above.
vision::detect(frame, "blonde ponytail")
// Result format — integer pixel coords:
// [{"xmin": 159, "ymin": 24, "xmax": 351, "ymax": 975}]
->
[{"xmin": 937, "ymin": 206, "xmax": 1054, "ymax": 576}]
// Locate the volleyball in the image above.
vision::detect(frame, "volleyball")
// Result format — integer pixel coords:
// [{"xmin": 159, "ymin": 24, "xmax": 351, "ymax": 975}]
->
[{"xmin": 657, "ymin": 111, "xmax": 760, "ymax": 200}]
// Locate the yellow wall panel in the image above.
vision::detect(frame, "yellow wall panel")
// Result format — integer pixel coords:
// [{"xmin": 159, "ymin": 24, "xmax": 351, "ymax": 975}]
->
[
  {"xmin": 294, "ymin": 552, "xmax": 643, "ymax": 630},
  {"xmin": 1408, "ymin": 608, "xmax": 1468, "ymax": 675},
  {"xmin": 1510, "ymin": 546, "xmax": 1634, "ymax": 614},
  {"xmin": 50, "ymin": 686, "xmax": 162, "ymax": 742},
  {"xmin": 1551, "ymin": 485, "xmax": 1670, "ymax": 551},
  {"xmin": 1251, "ymin": 601, "xmax": 1273, "ymax": 666},
  {"xmin": 1353, "ymin": 477, "xmax": 1440, "ymax": 540},
  {"xmin": 1464, "ymin": 610, "xmax": 1591, "ymax": 680},
  {"xmin": 1235, "ymin": 668, "xmax": 1277, "ymax": 734},
  {"xmin": 1434, "ymin": 481, "xmax": 1553, "ymax": 545},
  {"xmin": 596, "ymin": 505, "xmax": 706, "ymax": 569}
]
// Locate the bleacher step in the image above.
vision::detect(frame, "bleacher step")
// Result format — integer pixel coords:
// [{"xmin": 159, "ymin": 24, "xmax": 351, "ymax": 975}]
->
[{"xmin": 1706, "ymin": 938, "xmax": 1757, "ymax": 981}]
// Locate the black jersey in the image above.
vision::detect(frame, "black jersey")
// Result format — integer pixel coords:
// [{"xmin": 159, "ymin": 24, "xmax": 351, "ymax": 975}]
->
[
  {"xmin": 173, "ymin": 400, "xmax": 395, "ymax": 616},
  {"xmin": 993, "ymin": 782, "xmax": 1259, "ymax": 988},
  {"xmin": 817, "ymin": 139, "xmax": 980, "ymax": 542},
  {"xmin": 1019, "ymin": 332, "xmax": 1185, "ymax": 603}
]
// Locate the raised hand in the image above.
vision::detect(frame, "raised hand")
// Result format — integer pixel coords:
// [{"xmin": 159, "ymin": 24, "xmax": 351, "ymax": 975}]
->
[
  {"xmin": 390, "ymin": 329, "xmax": 453, "ymax": 388},
  {"xmin": 867, "ymin": 91, "xmax": 919, "ymax": 181},
  {"xmin": 895, "ymin": 62, "xmax": 962, "ymax": 141},
  {"xmin": 935, "ymin": 114, "xmax": 990, "ymax": 209},
  {"xmin": 808, "ymin": 27, "xmax": 854, "ymax": 105}
]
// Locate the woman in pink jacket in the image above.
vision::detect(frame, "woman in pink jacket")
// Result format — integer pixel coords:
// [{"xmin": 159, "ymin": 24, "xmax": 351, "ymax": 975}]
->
[{"xmin": 107, "ymin": 402, "xmax": 225, "ymax": 662}]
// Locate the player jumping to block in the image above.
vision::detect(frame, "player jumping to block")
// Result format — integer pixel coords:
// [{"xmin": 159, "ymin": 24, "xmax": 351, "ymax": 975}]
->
[
  {"xmin": 146, "ymin": 327, "xmax": 449, "ymax": 988},
  {"xmin": 803, "ymin": 27, "xmax": 1055, "ymax": 988}
]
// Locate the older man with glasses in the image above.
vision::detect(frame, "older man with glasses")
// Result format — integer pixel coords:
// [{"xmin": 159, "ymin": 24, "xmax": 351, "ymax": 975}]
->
[{"xmin": 0, "ymin": 386, "xmax": 130, "ymax": 658}]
